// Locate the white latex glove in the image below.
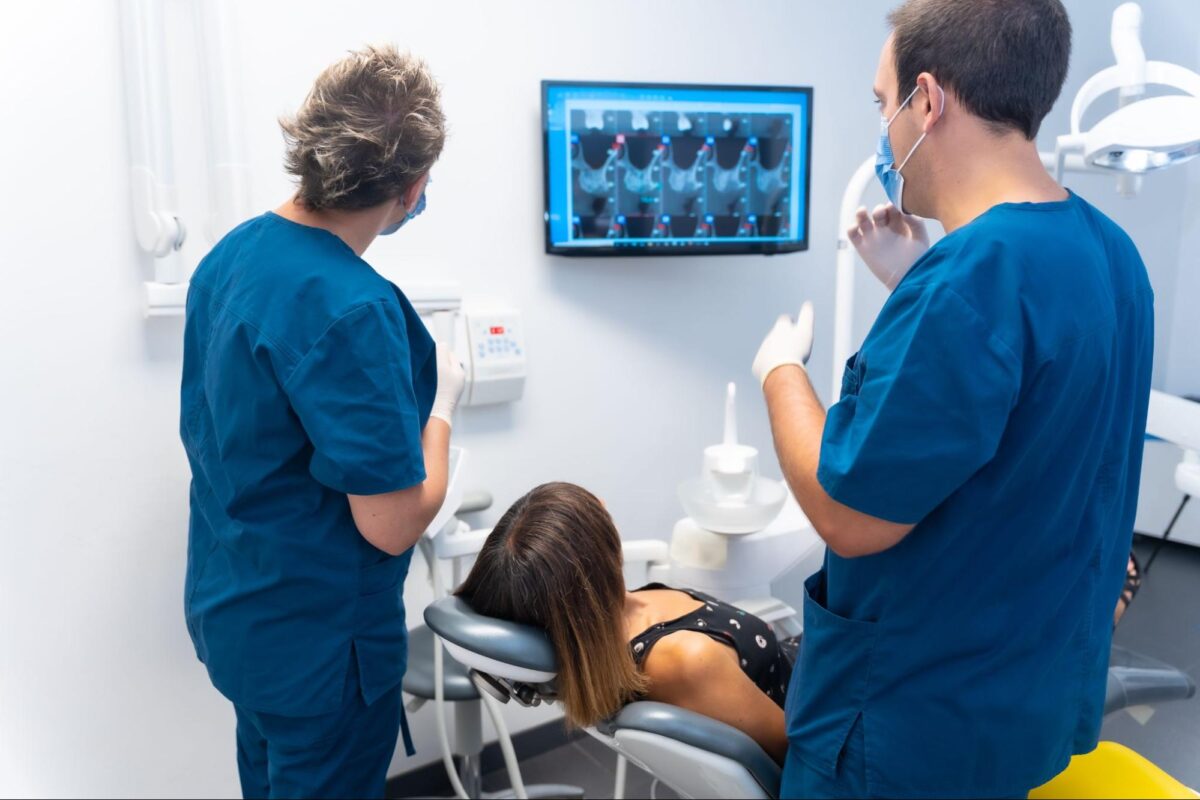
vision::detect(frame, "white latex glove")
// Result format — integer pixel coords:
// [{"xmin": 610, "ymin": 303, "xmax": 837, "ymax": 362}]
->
[
  {"xmin": 429, "ymin": 343, "xmax": 466, "ymax": 427},
  {"xmin": 752, "ymin": 302, "xmax": 815, "ymax": 387},
  {"xmin": 847, "ymin": 203, "xmax": 930, "ymax": 291}
]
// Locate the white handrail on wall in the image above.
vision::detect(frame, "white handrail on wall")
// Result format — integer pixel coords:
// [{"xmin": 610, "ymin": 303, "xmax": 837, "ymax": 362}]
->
[
  {"xmin": 119, "ymin": 0, "xmax": 187, "ymax": 313},
  {"xmin": 119, "ymin": 0, "xmax": 250, "ymax": 316}
]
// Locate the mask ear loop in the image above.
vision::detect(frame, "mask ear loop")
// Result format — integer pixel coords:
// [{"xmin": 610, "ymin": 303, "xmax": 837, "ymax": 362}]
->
[
  {"xmin": 886, "ymin": 85, "xmax": 922, "ymax": 127},
  {"xmin": 894, "ymin": 84, "xmax": 946, "ymax": 173}
]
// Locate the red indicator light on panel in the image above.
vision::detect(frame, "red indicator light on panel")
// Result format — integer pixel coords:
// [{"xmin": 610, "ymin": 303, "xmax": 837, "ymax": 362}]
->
[{"xmin": 489, "ymin": 326, "xmax": 506, "ymax": 335}]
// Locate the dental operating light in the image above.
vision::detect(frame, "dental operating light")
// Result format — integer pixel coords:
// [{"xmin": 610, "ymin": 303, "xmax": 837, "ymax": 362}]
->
[
  {"xmin": 1054, "ymin": 3, "xmax": 1200, "ymax": 181},
  {"xmin": 1081, "ymin": 94, "xmax": 1200, "ymax": 173}
]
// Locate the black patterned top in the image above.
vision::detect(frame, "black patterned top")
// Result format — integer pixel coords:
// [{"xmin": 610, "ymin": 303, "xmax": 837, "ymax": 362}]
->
[{"xmin": 628, "ymin": 583, "xmax": 798, "ymax": 707}]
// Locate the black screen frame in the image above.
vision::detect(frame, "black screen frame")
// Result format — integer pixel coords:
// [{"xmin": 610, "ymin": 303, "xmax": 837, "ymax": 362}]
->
[{"xmin": 541, "ymin": 79, "xmax": 813, "ymax": 258}]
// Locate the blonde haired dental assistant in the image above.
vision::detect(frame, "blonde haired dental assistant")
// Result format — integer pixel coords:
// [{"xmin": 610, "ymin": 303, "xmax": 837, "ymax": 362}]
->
[{"xmin": 179, "ymin": 46, "xmax": 463, "ymax": 799}]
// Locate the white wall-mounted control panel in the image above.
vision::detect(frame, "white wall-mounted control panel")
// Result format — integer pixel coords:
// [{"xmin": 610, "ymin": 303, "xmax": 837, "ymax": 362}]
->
[
  {"xmin": 462, "ymin": 309, "xmax": 526, "ymax": 406},
  {"xmin": 403, "ymin": 282, "xmax": 527, "ymax": 408}
]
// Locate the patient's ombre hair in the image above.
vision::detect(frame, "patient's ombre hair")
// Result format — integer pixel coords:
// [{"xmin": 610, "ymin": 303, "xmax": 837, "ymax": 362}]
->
[{"xmin": 455, "ymin": 482, "xmax": 647, "ymax": 727}]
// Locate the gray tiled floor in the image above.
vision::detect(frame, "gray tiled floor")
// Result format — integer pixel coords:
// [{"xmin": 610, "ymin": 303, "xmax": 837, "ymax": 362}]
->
[
  {"xmin": 481, "ymin": 735, "xmax": 679, "ymax": 798},
  {"xmin": 478, "ymin": 541, "xmax": 1200, "ymax": 797}
]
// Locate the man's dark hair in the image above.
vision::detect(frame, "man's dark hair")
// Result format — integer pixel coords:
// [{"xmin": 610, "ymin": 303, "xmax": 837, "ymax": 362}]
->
[{"xmin": 888, "ymin": 0, "xmax": 1072, "ymax": 139}]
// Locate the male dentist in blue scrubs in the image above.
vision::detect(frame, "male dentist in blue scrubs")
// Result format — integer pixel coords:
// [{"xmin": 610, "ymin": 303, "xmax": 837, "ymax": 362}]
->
[
  {"xmin": 753, "ymin": 0, "xmax": 1154, "ymax": 796},
  {"xmin": 180, "ymin": 46, "xmax": 462, "ymax": 798}
]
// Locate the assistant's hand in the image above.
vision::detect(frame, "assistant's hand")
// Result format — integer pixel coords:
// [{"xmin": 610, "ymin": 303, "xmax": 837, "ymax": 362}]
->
[
  {"xmin": 752, "ymin": 302, "xmax": 814, "ymax": 388},
  {"xmin": 429, "ymin": 343, "xmax": 465, "ymax": 427},
  {"xmin": 848, "ymin": 203, "xmax": 930, "ymax": 290}
]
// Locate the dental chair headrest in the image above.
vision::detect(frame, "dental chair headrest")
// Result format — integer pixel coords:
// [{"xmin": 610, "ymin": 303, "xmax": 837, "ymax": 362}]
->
[{"xmin": 424, "ymin": 596, "xmax": 558, "ymax": 686}]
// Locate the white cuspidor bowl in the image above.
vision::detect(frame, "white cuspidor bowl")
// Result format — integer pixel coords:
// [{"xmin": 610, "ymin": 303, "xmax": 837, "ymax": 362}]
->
[{"xmin": 677, "ymin": 475, "xmax": 788, "ymax": 535}]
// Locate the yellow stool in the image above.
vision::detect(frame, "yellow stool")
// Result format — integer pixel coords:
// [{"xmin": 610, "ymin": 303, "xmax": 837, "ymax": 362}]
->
[{"xmin": 1029, "ymin": 741, "xmax": 1198, "ymax": 799}]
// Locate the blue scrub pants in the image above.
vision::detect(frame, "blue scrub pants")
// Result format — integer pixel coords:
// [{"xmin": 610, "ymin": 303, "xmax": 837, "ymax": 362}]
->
[{"xmin": 233, "ymin": 654, "xmax": 402, "ymax": 799}]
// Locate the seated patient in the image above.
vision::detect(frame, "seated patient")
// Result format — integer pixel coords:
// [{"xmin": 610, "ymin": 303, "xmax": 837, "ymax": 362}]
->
[{"xmin": 455, "ymin": 482, "xmax": 795, "ymax": 762}]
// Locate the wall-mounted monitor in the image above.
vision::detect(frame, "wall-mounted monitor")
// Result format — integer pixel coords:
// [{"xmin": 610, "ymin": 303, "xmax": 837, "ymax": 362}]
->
[{"xmin": 542, "ymin": 80, "xmax": 812, "ymax": 256}]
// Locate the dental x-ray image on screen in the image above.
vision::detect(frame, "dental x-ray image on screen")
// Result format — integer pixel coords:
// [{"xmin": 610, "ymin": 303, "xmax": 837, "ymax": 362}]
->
[{"xmin": 542, "ymin": 81, "xmax": 812, "ymax": 256}]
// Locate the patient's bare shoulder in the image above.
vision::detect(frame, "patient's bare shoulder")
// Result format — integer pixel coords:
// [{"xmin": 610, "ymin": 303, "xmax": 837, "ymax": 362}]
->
[
  {"xmin": 637, "ymin": 629, "xmax": 788, "ymax": 763},
  {"xmin": 640, "ymin": 630, "xmax": 738, "ymax": 701}
]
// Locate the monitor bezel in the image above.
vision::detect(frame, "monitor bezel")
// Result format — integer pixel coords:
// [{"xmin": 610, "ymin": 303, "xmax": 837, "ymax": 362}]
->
[{"xmin": 541, "ymin": 79, "xmax": 814, "ymax": 258}]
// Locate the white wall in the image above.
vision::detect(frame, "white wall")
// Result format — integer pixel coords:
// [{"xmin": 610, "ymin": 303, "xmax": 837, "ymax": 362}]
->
[
  {"xmin": 1159, "ymin": 0, "xmax": 1200, "ymax": 400},
  {"xmin": 0, "ymin": 3, "xmax": 226, "ymax": 798},
  {"xmin": 1, "ymin": 1, "xmax": 1196, "ymax": 798}
]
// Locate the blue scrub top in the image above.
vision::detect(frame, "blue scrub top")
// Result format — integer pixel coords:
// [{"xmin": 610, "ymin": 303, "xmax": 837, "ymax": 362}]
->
[
  {"xmin": 785, "ymin": 192, "xmax": 1154, "ymax": 797},
  {"xmin": 180, "ymin": 212, "xmax": 436, "ymax": 717}
]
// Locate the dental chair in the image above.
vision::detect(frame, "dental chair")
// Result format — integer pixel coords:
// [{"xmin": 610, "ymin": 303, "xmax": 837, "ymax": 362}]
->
[
  {"xmin": 426, "ymin": 595, "xmax": 781, "ymax": 800},
  {"xmin": 405, "ymin": 484, "xmax": 784, "ymax": 799},
  {"xmin": 424, "ymin": 593, "xmax": 1196, "ymax": 800}
]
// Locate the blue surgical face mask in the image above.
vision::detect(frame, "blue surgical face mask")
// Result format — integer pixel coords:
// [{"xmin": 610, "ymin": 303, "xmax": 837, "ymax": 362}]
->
[
  {"xmin": 875, "ymin": 85, "xmax": 944, "ymax": 214},
  {"xmin": 380, "ymin": 177, "xmax": 431, "ymax": 236}
]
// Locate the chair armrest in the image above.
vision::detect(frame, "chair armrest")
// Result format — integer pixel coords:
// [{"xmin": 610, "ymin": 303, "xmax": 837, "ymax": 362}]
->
[
  {"xmin": 433, "ymin": 525, "xmax": 493, "ymax": 560},
  {"xmin": 601, "ymin": 701, "xmax": 782, "ymax": 798},
  {"xmin": 622, "ymin": 539, "xmax": 670, "ymax": 567}
]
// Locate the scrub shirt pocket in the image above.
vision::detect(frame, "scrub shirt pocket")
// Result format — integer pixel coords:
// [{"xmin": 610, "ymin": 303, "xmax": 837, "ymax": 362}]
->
[
  {"xmin": 840, "ymin": 352, "xmax": 865, "ymax": 398},
  {"xmin": 787, "ymin": 570, "xmax": 879, "ymax": 780},
  {"xmin": 353, "ymin": 551, "xmax": 415, "ymax": 711}
]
